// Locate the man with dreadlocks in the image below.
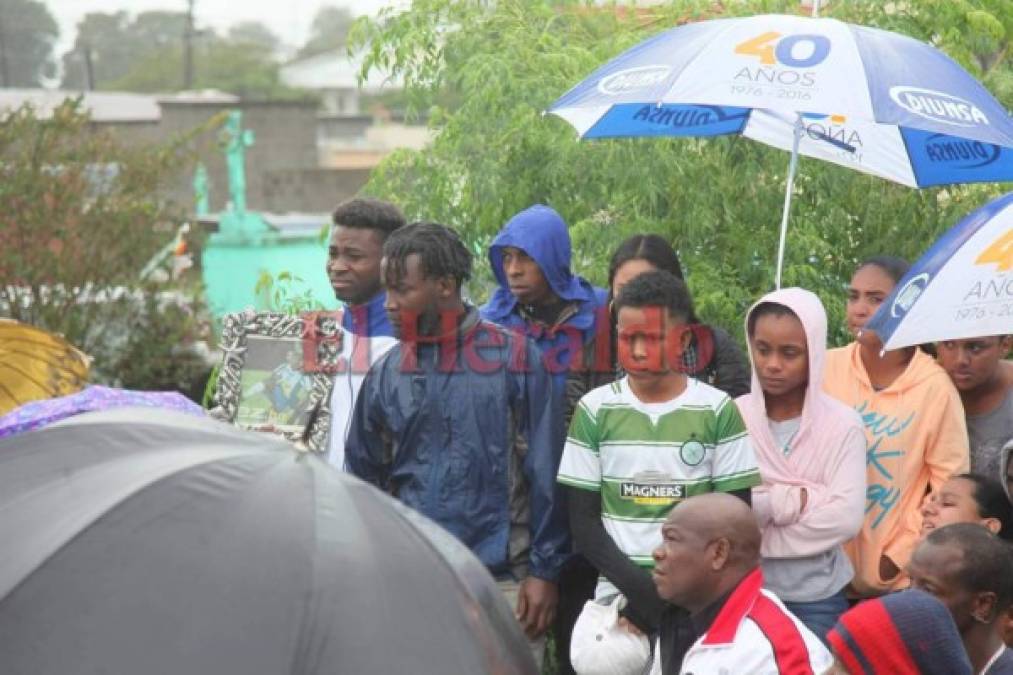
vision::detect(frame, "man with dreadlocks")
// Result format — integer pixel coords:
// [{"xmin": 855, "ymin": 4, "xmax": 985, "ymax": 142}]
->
[{"xmin": 345, "ymin": 222, "xmax": 569, "ymax": 666}]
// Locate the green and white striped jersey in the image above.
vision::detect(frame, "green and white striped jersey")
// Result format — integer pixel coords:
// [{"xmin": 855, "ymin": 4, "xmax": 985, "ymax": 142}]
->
[{"xmin": 557, "ymin": 377, "xmax": 761, "ymax": 599}]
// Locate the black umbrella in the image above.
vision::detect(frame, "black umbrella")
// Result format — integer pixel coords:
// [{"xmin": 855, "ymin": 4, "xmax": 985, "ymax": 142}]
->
[{"xmin": 0, "ymin": 408, "xmax": 536, "ymax": 675}]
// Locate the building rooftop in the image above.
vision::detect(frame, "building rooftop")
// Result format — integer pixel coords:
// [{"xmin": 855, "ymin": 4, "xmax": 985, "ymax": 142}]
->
[
  {"xmin": 280, "ymin": 52, "xmax": 401, "ymax": 92},
  {"xmin": 0, "ymin": 89, "xmax": 240, "ymax": 123},
  {"xmin": 0, "ymin": 89, "xmax": 162, "ymax": 123},
  {"xmin": 197, "ymin": 211, "xmax": 331, "ymax": 239}
]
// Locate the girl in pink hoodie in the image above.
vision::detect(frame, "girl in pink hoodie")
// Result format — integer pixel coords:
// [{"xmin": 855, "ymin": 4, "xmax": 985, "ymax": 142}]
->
[{"xmin": 737, "ymin": 288, "xmax": 866, "ymax": 642}]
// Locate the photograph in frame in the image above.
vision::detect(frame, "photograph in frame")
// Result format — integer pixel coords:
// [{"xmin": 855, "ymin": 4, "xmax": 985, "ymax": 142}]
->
[
  {"xmin": 213, "ymin": 310, "xmax": 343, "ymax": 452},
  {"xmin": 236, "ymin": 335, "xmax": 317, "ymax": 432}
]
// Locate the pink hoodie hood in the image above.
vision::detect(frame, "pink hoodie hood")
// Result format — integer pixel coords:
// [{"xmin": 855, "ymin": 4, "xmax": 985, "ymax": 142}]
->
[
  {"xmin": 736, "ymin": 288, "xmax": 866, "ymax": 558},
  {"xmin": 739, "ymin": 287, "xmax": 839, "ymax": 457}
]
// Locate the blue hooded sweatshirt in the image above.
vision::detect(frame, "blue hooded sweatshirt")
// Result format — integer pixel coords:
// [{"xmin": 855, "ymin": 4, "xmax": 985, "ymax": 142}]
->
[
  {"xmin": 342, "ymin": 291, "xmax": 395, "ymax": 338},
  {"xmin": 480, "ymin": 205, "xmax": 608, "ymax": 389}
]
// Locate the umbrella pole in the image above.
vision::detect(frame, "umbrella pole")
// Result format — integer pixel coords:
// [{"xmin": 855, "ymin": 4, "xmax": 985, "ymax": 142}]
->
[{"xmin": 775, "ymin": 114, "xmax": 804, "ymax": 289}]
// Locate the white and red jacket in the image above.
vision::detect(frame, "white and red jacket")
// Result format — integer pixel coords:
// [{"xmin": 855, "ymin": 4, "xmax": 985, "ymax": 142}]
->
[{"xmin": 651, "ymin": 568, "xmax": 832, "ymax": 675}]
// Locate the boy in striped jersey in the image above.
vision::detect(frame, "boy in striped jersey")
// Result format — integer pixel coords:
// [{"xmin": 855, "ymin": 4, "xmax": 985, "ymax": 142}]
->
[{"xmin": 557, "ymin": 270, "xmax": 761, "ymax": 641}]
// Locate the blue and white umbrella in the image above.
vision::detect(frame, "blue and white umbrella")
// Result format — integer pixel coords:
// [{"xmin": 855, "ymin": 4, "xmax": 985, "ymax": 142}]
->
[
  {"xmin": 547, "ymin": 13, "xmax": 1013, "ymax": 287},
  {"xmin": 865, "ymin": 191, "xmax": 1013, "ymax": 351}
]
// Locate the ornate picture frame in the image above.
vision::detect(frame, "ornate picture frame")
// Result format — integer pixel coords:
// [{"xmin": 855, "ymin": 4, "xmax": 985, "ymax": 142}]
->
[{"xmin": 214, "ymin": 309, "xmax": 343, "ymax": 452}]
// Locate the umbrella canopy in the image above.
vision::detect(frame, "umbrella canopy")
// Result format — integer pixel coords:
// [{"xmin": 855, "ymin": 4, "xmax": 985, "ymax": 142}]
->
[
  {"xmin": 0, "ymin": 408, "xmax": 536, "ymax": 675},
  {"xmin": 0, "ymin": 319, "xmax": 89, "ymax": 416},
  {"xmin": 865, "ymin": 191, "xmax": 1013, "ymax": 351},
  {"xmin": 547, "ymin": 13, "xmax": 1013, "ymax": 285},
  {"xmin": 0, "ymin": 384, "xmax": 204, "ymax": 439}
]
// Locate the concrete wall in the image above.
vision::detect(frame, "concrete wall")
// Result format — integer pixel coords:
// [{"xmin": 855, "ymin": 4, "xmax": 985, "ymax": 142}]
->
[
  {"xmin": 317, "ymin": 114, "xmax": 372, "ymax": 144},
  {"xmin": 260, "ymin": 167, "xmax": 372, "ymax": 213},
  {"xmin": 160, "ymin": 100, "xmax": 319, "ymax": 213},
  {"xmin": 101, "ymin": 99, "xmax": 370, "ymax": 214}
]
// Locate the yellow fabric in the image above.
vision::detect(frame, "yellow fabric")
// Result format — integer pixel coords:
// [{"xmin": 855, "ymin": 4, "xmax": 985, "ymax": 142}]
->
[
  {"xmin": 0, "ymin": 320, "xmax": 90, "ymax": 416},
  {"xmin": 823, "ymin": 343, "xmax": 969, "ymax": 597}
]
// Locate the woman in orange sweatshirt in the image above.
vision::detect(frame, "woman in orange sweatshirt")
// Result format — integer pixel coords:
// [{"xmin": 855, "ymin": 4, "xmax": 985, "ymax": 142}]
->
[{"xmin": 823, "ymin": 256, "xmax": 969, "ymax": 598}]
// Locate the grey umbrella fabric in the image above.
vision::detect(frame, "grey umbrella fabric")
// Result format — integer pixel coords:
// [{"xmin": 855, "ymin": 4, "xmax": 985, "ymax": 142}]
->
[{"xmin": 0, "ymin": 408, "xmax": 536, "ymax": 675}]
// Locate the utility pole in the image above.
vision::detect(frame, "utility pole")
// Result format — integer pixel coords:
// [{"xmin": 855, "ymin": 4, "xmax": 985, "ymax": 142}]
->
[
  {"xmin": 0, "ymin": 11, "xmax": 10, "ymax": 88},
  {"xmin": 82, "ymin": 44, "xmax": 95, "ymax": 91},
  {"xmin": 183, "ymin": 0, "xmax": 195, "ymax": 89}
]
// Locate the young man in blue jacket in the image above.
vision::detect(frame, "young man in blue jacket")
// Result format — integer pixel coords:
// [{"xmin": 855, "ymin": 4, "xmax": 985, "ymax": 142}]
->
[
  {"xmin": 345, "ymin": 222, "xmax": 569, "ymax": 666},
  {"xmin": 327, "ymin": 197, "xmax": 405, "ymax": 338},
  {"xmin": 480, "ymin": 204, "xmax": 608, "ymax": 674},
  {"xmin": 324, "ymin": 198, "xmax": 403, "ymax": 468},
  {"xmin": 480, "ymin": 204, "xmax": 608, "ymax": 397}
]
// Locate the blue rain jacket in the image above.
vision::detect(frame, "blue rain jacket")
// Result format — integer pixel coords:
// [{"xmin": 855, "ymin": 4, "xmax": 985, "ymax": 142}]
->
[
  {"xmin": 480, "ymin": 205, "xmax": 608, "ymax": 390},
  {"xmin": 345, "ymin": 307, "xmax": 569, "ymax": 582}
]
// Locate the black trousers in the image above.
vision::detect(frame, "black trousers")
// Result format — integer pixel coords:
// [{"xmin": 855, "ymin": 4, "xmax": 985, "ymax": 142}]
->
[{"xmin": 552, "ymin": 554, "xmax": 599, "ymax": 675}]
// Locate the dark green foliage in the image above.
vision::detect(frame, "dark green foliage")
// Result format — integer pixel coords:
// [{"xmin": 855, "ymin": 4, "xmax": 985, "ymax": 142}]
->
[
  {"xmin": 0, "ymin": 101, "xmax": 215, "ymax": 396},
  {"xmin": 61, "ymin": 11, "xmax": 296, "ymax": 99},
  {"xmin": 0, "ymin": 0, "xmax": 58, "ymax": 86},
  {"xmin": 298, "ymin": 6, "xmax": 356, "ymax": 58},
  {"xmin": 352, "ymin": 0, "xmax": 1011, "ymax": 347}
]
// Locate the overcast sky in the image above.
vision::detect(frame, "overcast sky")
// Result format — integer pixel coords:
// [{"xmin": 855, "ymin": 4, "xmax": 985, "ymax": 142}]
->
[{"xmin": 44, "ymin": 0, "xmax": 394, "ymax": 54}]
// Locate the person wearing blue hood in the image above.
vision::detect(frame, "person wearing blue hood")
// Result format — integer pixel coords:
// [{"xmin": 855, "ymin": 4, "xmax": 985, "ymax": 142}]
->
[
  {"xmin": 480, "ymin": 204, "xmax": 608, "ymax": 675},
  {"xmin": 481, "ymin": 204, "xmax": 609, "ymax": 402}
]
